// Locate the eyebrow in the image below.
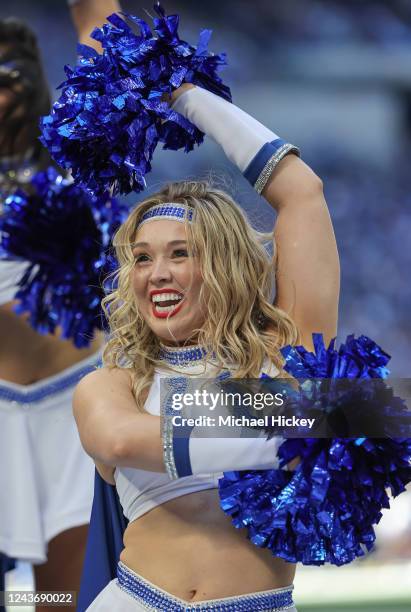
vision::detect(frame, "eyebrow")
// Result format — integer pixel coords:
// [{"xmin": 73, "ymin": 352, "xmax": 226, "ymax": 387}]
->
[{"xmin": 132, "ymin": 240, "xmax": 188, "ymax": 249}]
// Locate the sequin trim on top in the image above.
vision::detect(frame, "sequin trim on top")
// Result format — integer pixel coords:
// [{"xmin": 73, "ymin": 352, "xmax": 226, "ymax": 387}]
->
[
  {"xmin": 159, "ymin": 346, "xmax": 230, "ymax": 480},
  {"xmin": 117, "ymin": 561, "xmax": 295, "ymax": 611},
  {"xmin": 138, "ymin": 203, "xmax": 194, "ymax": 228},
  {"xmin": 162, "ymin": 376, "xmax": 189, "ymax": 480}
]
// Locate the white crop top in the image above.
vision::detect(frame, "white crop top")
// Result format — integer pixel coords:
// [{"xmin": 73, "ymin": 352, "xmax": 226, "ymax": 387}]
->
[
  {"xmin": 114, "ymin": 351, "xmax": 278, "ymax": 524},
  {"xmin": 0, "ymin": 260, "xmax": 29, "ymax": 305}
]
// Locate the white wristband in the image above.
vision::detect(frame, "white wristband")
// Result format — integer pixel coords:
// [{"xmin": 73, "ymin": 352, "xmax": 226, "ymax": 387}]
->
[
  {"xmin": 163, "ymin": 418, "xmax": 283, "ymax": 480},
  {"xmin": 172, "ymin": 86, "xmax": 300, "ymax": 193},
  {"xmin": 172, "ymin": 87, "xmax": 278, "ymax": 172},
  {"xmin": 190, "ymin": 434, "xmax": 283, "ymax": 476}
]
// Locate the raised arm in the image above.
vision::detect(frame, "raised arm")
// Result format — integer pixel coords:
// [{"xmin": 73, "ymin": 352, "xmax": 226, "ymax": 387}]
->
[
  {"xmin": 68, "ymin": 0, "xmax": 121, "ymax": 50},
  {"xmin": 172, "ymin": 85, "xmax": 340, "ymax": 349},
  {"xmin": 262, "ymin": 156, "xmax": 339, "ymax": 349}
]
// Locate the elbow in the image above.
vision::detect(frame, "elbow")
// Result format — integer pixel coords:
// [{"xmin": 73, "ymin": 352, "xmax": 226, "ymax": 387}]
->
[
  {"xmin": 80, "ymin": 427, "xmax": 132, "ymax": 467},
  {"xmin": 272, "ymin": 159, "xmax": 325, "ymax": 209},
  {"xmin": 312, "ymin": 172, "xmax": 324, "ymax": 193},
  {"xmin": 102, "ymin": 433, "xmax": 132, "ymax": 467},
  {"xmin": 293, "ymin": 157, "xmax": 324, "ymax": 200},
  {"xmin": 302, "ymin": 170, "xmax": 324, "ymax": 200}
]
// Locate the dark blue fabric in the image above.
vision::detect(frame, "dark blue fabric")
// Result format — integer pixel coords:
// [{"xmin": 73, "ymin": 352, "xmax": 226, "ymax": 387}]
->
[
  {"xmin": 243, "ymin": 138, "xmax": 287, "ymax": 186},
  {"xmin": 0, "ymin": 553, "xmax": 15, "ymax": 612},
  {"xmin": 173, "ymin": 424, "xmax": 194, "ymax": 477},
  {"xmin": 77, "ymin": 471, "xmax": 128, "ymax": 612}
]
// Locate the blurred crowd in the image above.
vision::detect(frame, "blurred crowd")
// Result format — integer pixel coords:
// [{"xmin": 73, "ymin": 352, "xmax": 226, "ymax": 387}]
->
[
  {"xmin": 216, "ymin": 0, "xmax": 411, "ymax": 46},
  {"xmin": 1, "ymin": 0, "xmax": 409, "ymax": 378}
]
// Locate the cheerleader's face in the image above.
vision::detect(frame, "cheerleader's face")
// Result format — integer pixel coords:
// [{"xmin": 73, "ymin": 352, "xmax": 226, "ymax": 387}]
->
[{"xmin": 132, "ymin": 219, "xmax": 205, "ymax": 345}]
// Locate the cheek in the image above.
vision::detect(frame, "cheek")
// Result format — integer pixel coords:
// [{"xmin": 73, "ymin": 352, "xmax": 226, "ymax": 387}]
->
[
  {"xmin": 131, "ymin": 269, "xmax": 147, "ymax": 301},
  {"xmin": 191, "ymin": 273, "xmax": 206, "ymax": 308}
]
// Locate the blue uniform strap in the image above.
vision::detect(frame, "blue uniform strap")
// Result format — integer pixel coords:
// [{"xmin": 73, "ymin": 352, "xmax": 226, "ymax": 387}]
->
[
  {"xmin": 244, "ymin": 138, "xmax": 300, "ymax": 193},
  {"xmin": 163, "ymin": 420, "xmax": 195, "ymax": 479}
]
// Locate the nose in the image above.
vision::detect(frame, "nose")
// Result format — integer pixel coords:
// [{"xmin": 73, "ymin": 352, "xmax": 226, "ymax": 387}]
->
[{"xmin": 149, "ymin": 256, "xmax": 172, "ymax": 285}]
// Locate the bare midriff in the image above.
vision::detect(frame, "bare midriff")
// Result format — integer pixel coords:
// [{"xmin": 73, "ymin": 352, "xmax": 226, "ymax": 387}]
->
[
  {"xmin": 120, "ymin": 488, "xmax": 296, "ymax": 603},
  {"xmin": 0, "ymin": 302, "xmax": 103, "ymax": 384}
]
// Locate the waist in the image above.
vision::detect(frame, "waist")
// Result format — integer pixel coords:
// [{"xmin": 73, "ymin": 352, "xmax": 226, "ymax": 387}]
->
[
  {"xmin": 116, "ymin": 561, "xmax": 296, "ymax": 611},
  {"xmin": 0, "ymin": 348, "xmax": 102, "ymax": 403},
  {"xmin": 0, "ymin": 305, "xmax": 103, "ymax": 384},
  {"xmin": 120, "ymin": 489, "xmax": 296, "ymax": 597}
]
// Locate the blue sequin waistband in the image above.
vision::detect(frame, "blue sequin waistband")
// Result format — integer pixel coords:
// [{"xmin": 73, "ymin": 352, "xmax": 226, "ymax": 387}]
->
[
  {"xmin": 0, "ymin": 352, "xmax": 102, "ymax": 403},
  {"xmin": 117, "ymin": 562, "xmax": 295, "ymax": 611}
]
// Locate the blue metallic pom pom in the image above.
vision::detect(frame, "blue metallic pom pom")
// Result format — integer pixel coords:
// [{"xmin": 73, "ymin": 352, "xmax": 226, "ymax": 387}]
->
[
  {"xmin": 40, "ymin": 3, "xmax": 231, "ymax": 197},
  {"xmin": 0, "ymin": 167, "xmax": 128, "ymax": 347},
  {"xmin": 281, "ymin": 332, "xmax": 390, "ymax": 380},
  {"xmin": 218, "ymin": 333, "xmax": 411, "ymax": 566}
]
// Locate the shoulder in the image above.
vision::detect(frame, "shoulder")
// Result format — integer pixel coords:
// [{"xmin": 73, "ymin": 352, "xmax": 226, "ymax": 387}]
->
[
  {"xmin": 74, "ymin": 366, "xmax": 134, "ymax": 414},
  {"xmin": 77, "ymin": 365, "xmax": 133, "ymax": 391}
]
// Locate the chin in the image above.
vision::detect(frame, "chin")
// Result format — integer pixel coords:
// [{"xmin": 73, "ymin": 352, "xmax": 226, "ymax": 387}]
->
[
  {"xmin": 146, "ymin": 317, "xmax": 200, "ymax": 346},
  {"xmin": 154, "ymin": 326, "xmax": 196, "ymax": 346}
]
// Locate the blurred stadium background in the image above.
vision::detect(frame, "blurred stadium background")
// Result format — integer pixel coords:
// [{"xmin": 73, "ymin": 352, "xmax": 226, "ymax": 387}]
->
[{"xmin": 1, "ymin": 1, "xmax": 411, "ymax": 610}]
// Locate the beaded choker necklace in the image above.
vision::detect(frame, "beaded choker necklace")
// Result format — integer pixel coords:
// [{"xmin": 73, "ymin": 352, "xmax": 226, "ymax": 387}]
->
[{"xmin": 159, "ymin": 344, "xmax": 208, "ymax": 367}]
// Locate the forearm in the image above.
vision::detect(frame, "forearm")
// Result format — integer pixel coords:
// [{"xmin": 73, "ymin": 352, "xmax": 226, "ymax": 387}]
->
[
  {"xmin": 172, "ymin": 86, "xmax": 326, "ymax": 212},
  {"xmin": 95, "ymin": 414, "xmax": 283, "ymax": 477},
  {"xmin": 68, "ymin": 0, "xmax": 121, "ymax": 50},
  {"xmin": 84, "ymin": 411, "xmax": 165, "ymax": 472},
  {"xmin": 114, "ymin": 413, "xmax": 165, "ymax": 472},
  {"xmin": 171, "ymin": 85, "xmax": 300, "ymax": 203},
  {"xmin": 163, "ymin": 414, "xmax": 283, "ymax": 479},
  {"xmin": 170, "ymin": 436, "xmax": 283, "ymax": 479},
  {"xmin": 84, "ymin": 408, "xmax": 283, "ymax": 477}
]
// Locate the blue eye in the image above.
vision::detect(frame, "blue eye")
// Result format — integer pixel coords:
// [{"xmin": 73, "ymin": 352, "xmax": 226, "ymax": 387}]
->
[
  {"xmin": 173, "ymin": 249, "xmax": 188, "ymax": 258},
  {"xmin": 134, "ymin": 253, "xmax": 150, "ymax": 263}
]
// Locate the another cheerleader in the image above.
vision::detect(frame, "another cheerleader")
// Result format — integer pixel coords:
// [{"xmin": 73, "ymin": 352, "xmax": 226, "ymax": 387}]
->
[{"xmin": 0, "ymin": 1, "xmax": 120, "ymax": 607}]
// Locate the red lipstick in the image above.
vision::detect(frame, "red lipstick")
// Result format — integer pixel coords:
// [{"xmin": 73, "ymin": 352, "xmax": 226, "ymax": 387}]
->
[{"xmin": 150, "ymin": 289, "xmax": 185, "ymax": 319}]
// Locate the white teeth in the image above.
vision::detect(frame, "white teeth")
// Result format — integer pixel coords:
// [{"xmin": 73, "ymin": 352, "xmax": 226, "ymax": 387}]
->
[
  {"xmin": 152, "ymin": 293, "xmax": 183, "ymax": 303},
  {"xmin": 155, "ymin": 304, "xmax": 179, "ymax": 313}
]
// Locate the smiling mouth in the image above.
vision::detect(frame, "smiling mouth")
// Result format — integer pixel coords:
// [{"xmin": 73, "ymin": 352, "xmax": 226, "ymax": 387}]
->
[{"xmin": 151, "ymin": 292, "xmax": 184, "ymax": 318}]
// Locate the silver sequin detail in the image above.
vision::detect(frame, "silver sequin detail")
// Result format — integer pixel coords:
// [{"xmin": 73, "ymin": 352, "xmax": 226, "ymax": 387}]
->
[
  {"xmin": 161, "ymin": 377, "xmax": 189, "ymax": 480},
  {"xmin": 254, "ymin": 144, "xmax": 300, "ymax": 195},
  {"xmin": 162, "ymin": 414, "xmax": 178, "ymax": 480},
  {"xmin": 117, "ymin": 561, "xmax": 295, "ymax": 611}
]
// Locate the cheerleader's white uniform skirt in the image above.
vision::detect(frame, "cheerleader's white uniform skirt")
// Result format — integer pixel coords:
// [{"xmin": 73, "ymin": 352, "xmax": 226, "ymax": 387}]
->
[
  {"xmin": 0, "ymin": 351, "xmax": 100, "ymax": 564},
  {"xmin": 86, "ymin": 561, "xmax": 297, "ymax": 611}
]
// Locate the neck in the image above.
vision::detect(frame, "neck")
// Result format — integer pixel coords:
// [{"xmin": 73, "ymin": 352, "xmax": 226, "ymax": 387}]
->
[{"xmin": 158, "ymin": 337, "xmax": 199, "ymax": 348}]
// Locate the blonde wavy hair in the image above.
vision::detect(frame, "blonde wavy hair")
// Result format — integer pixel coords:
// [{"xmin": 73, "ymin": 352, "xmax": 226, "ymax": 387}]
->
[{"xmin": 102, "ymin": 180, "xmax": 298, "ymax": 410}]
